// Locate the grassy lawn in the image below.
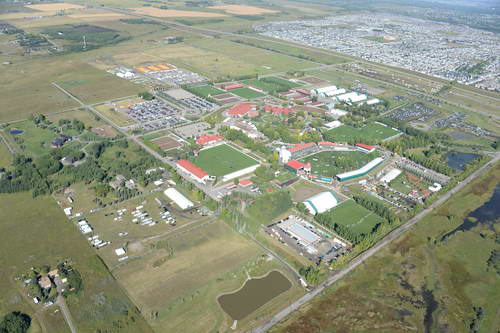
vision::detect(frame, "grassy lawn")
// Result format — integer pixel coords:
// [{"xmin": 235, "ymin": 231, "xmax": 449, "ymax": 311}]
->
[
  {"xmin": 5, "ymin": 120, "xmax": 57, "ymax": 157},
  {"xmin": 0, "ymin": 192, "xmax": 153, "ymax": 333},
  {"xmin": 188, "ymin": 85, "xmax": 225, "ymax": 98},
  {"xmin": 274, "ymin": 162, "xmax": 500, "ymax": 333},
  {"xmin": 300, "ymin": 151, "xmax": 379, "ymax": 178},
  {"xmin": 389, "ymin": 173, "xmax": 413, "ymax": 194},
  {"xmin": 229, "ymin": 87, "xmax": 265, "ymax": 99},
  {"xmin": 326, "ymin": 123, "xmax": 399, "ymax": 142},
  {"xmin": 0, "ymin": 139, "xmax": 12, "ymax": 168},
  {"xmin": 192, "ymin": 144, "xmax": 258, "ymax": 177},
  {"xmin": 242, "ymin": 77, "xmax": 302, "ymax": 93},
  {"xmin": 323, "ymin": 200, "xmax": 385, "ymax": 237}
]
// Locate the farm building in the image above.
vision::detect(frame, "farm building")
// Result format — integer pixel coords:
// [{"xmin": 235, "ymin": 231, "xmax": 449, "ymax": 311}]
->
[
  {"xmin": 336, "ymin": 157, "xmax": 384, "ymax": 182},
  {"xmin": 303, "ymin": 191, "xmax": 338, "ymax": 215},
  {"xmin": 227, "ymin": 103, "xmax": 256, "ymax": 117},
  {"xmin": 380, "ymin": 168, "xmax": 402, "ymax": 183},
  {"xmin": 279, "ymin": 218, "xmax": 320, "ymax": 246},
  {"xmin": 367, "ymin": 98, "xmax": 380, "ymax": 105},
  {"xmin": 335, "ymin": 92, "xmax": 367, "ymax": 104},
  {"xmin": 164, "ymin": 188, "xmax": 194, "ymax": 210},
  {"xmin": 285, "ymin": 160, "xmax": 311, "ymax": 175},
  {"xmin": 196, "ymin": 135, "xmax": 223, "ymax": 146},
  {"xmin": 356, "ymin": 143, "xmax": 377, "ymax": 153},
  {"xmin": 176, "ymin": 159, "xmax": 209, "ymax": 183}
]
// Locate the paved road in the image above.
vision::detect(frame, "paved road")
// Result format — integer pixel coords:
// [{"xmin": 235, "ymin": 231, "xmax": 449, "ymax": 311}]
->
[
  {"xmin": 253, "ymin": 153, "xmax": 499, "ymax": 332},
  {"xmin": 54, "ymin": 276, "xmax": 77, "ymax": 333}
]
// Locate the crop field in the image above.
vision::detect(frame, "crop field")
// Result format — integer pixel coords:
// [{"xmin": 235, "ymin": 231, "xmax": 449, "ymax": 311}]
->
[
  {"xmin": 210, "ymin": 5, "xmax": 279, "ymax": 15},
  {"xmin": 230, "ymin": 87, "xmax": 265, "ymax": 99},
  {"xmin": 132, "ymin": 7, "xmax": 227, "ymax": 18},
  {"xmin": 188, "ymin": 85, "xmax": 225, "ymax": 98},
  {"xmin": 0, "ymin": 192, "xmax": 153, "ymax": 333},
  {"xmin": 192, "ymin": 144, "xmax": 258, "ymax": 177},
  {"xmin": 112, "ymin": 221, "xmax": 272, "ymax": 332},
  {"xmin": 300, "ymin": 151, "xmax": 378, "ymax": 178},
  {"xmin": 25, "ymin": 3, "xmax": 85, "ymax": 11},
  {"xmin": 322, "ymin": 200, "xmax": 385, "ymax": 237},
  {"xmin": 326, "ymin": 123, "xmax": 399, "ymax": 142},
  {"xmin": 274, "ymin": 163, "xmax": 500, "ymax": 333}
]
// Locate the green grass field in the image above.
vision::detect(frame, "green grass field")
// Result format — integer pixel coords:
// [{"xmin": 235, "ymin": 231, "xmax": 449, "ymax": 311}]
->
[
  {"xmin": 242, "ymin": 76, "xmax": 302, "ymax": 93},
  {"xmin": 323, "ymin": 200, "xmax": 385, "ymax": 237},
  {"xmin": 188, "ymin": 85, "xmax": 225, "ymax": 98},
  {"xmin": 326, "ymin": 123, "xmax": 399, "ymax": 142},
  {"xmin": 0, "ymin": 139, "xmax": 12, "ymax": 168},
  {"xmin": 300, "ymin": 151, "xmax": 379, "ymax": 178},
  {"xmin": 0, "ymin": 192, "xmax": 153, "ymax": 333},
  {"xmin": 192, "ymin": 144, "xmax": 258, "ymax": 177},
  {"xmin": 229, "ymin": 87, "xmax": 265, "ymax": 99},
  {"xmin": 4, "ymin": 120, "xmax": 57, "ymax": 157}
]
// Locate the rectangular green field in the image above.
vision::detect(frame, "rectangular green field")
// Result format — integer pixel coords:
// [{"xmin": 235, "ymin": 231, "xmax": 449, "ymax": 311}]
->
[
  {"xmin": 188, "ymin": 85, "xmax": 225, "ymax": 98},
  {"xmin": 300, "ymin": 151, "xmax": 379, "ymax": 178},
  {"xmin": 192, "ymin": 144, "xmax": 258, "ymax": 177},
  {"xmin": 326, "ymin": 123, "xmax": 399, "ymax": 141},
  {"xmin": 242, "ymin": 77, "xmax": 302, "ymax": 93},
  {"xmin": 322, "ymin": 200, "xmax": 385, "ymax": 236},
  {"xmin": 0, "ymin": 139, "xmax": 12, "ymax": 168},
  {"xmin": 229, "ymin": 87, "xmax": 265, "ymax": 99}
]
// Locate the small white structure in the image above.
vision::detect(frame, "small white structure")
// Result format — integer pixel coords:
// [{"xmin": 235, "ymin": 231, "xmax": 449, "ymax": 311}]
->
[
  {"xmin": 324, "ymin": 120, "xmax": 343, "ymax": 129},
  {"xmin": 380, "ymin": 168, "xmax": 402, "ymax": 183},
  {"xmin": 428, "ymin": 183, "xmax": 442, "ymax": 192},
  {"xmin": 279, "ymin": 146, "xmax": 292, "ymax": 164},
  {"xmin": 115, "ymin": 248, "xmax": 126, "ymax": 256},
  {"xmin": 164, "ymin": 188, "xmax": 194, "ymax": 210},
  {"xmin": 63, "ymin": 207, "xmax": 72, "ymax": 216},
  {"xmin": 303, "ymin": 191, "xmax": 339, "ymax": 215},
  {"xmin": 367, "ymin": 98, "xmax": 380, "ymax": 105},
  {"xmin": 328, "ymin": 108, "xmax": 348, "ymax": 118}
]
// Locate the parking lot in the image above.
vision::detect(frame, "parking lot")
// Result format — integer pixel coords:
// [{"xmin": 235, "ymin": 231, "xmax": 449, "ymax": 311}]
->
[
  {"xmin": 126, "ymin": 100, "xmax": 186, "ymax": 131},
  {"xmin": 146, "ymin": 67, "xmax": 208, "ymax": 86},
  {"xmin": 388, "ymin": 102, "xmax": 437, "ymax": 122}
]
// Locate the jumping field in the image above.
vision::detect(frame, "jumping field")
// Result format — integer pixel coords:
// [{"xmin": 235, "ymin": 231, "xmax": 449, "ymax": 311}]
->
[
  {"xmin": 326, "ymin": 123, "xmax": 399, "ymax": 142},
  {"xmin": 192, "ymin": 144, "xmax": 258, "ymax": 177}
]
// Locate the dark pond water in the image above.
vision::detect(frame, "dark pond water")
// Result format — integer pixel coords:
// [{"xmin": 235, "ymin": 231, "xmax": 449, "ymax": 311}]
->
[
  {"xmin": 441, "ymin": 183, "xmax": 500, "ymax": 241},
  {"xmin": 422, "ymin": 286, "xmax": 438, "ymax": 333},
  {"xmin": 218, "ymin": 270, "xmax": 292, "ymax": 321},
  {"xmin": 9, "ymin": 129, "xmax": 24, "ymax": 135},
  {"xmin": 446, "ymin": 152, "xmax": 480, "ymax": 170}
]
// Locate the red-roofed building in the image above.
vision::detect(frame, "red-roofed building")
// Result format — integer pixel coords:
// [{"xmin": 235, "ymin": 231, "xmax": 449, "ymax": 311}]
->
[
  {"xmin": 264, "ymin": 105, "xmax": 294, "ymax": 116},
  {"xmin": 196, "ymin": 135, "xmax": 223, "ymax": 146},
  {"xmin": 247, "ymin": 110, "xmax": 259, "ymax": 118},
  {"xmin": 239, "ymin": 179, "xmax": 253, "ymax": 187},
  {"xmin": 356, "ymin": 143, "xmax": 376, "ymax": 153},
  {"xmin": 227, "ymin": 103, "xmax": 255, "ymax": 117},
  {"xmin": 224, "ymin": 83, "xmax": 244, "ymax": 90},
  {"xmin": 176, "ymin": 160, "xmax": 209, "ymax": 183},
  {"xmin": 285, "ymin": 160, "xmax": 311, "ymax": 175},
  {"xmin": 318, "ymin": 141, "xmax": 337, "ymax": 147},
  {"xmin": 288, "ymin": 142, "xmax": 317, "ymax": 153}
]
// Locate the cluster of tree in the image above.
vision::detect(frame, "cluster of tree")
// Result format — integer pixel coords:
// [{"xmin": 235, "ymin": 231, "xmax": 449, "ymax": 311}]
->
[
  {"xmin": 58, "ymin": 119, "xmax": 85, "ymax": 133},
  {"xmin": 486, "ymin": 249, "xmax": 499, "ymax": 275},
  {"xmin": 17, "ymin": 33, "xmax": 49, "ymax": 48},
  {"xmin": 138, "ymin": 91, "xmax": 155, "ymax": 101},
  {"xmin": 58, "ymin": 263, "xmax": 83, "ymax": 296},
  {"xmin": 119, "ymin": 18, "xmax": 162, "ymax": 25},
  {"xmin": 0, "ymin": 155, "xmax": 50, "ymax": 197},
  {"xmin": 258, "ymin": 123, "xmax": 299, "ymax": 143},
  {"xmin": 219, "ymin": 127, "xmax": 270, "ymax": 156},
  {"xmin": 299, "ymin": 266, "xmax": 322, "ymax": 285},
  {"xmin": 407, "ymin": 153, "xmax": 454, "ymax": 176},
  {"xmin": 315, "ymin": 213, "xmax": 366, "ymax": 244},
  {"xmin": 42, "ymin": 25, "xmax": 130, "ymax": 51},
  {"xmin": 0, "ymin": 312, "xmax": 31, "ymax": 333},
  {"xmin": 247, "ymin": 190, "xmax": 292, "ymax": 227},
  {"xmin": 352, "ymin": 195, "xmax": 399, "ymax": 224}
]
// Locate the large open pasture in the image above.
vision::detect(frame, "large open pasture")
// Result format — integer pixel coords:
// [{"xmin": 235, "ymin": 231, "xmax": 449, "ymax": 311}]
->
[
  {"xmin": 0, "ymin": 192, "xmax": 153, "ymax": 333},
  {"xmin": 192, "ymin": 144, "xmax": 258, "ymax": 177}
]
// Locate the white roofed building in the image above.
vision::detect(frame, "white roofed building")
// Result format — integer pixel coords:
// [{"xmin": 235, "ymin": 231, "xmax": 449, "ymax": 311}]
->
[
  {"xmin": 380, "ymin": 168, "xmax": 402, "ymax": 183},
  {"xmin": 303, "ymin": 191, "xmax": 339, "ymax": 215},
  {"xmin": 164, "ymin": 188, "xmax": 194, "ymax": 210}
]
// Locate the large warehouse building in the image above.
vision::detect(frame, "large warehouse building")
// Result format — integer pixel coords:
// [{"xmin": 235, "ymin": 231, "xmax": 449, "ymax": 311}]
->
[
  {"xmin": 164, "ymin": 188, "xmax": 194, "ymax": 210},
  {"xmin": 176, "ymin": 159, "xmax": 209, "ymax": 184},
  {"xmin": 337, "ymin": 157, "xmax": 384, "ymax": 182},
  {"xmin": 303, "ymin": 191, "xmax": 339, "ymax": 215}
]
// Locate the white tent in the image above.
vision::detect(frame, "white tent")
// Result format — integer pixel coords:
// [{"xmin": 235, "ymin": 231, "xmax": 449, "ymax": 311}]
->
[{"xmin": 303, "ymin": 191, "xmax": 338, "ymax": 215}]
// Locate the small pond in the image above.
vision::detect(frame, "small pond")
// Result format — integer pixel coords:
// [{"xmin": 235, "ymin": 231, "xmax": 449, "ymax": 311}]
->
[
  {"xmin": 9, "ymin": 129, "xmax": 24, "ymax": 135},
  {"xmin": 446, "ymin": 152, "xmax": 480, "ymax": 170},
  {"xmin": 218, "ymin": 270, "xmax": 292, "ymax": 321}
]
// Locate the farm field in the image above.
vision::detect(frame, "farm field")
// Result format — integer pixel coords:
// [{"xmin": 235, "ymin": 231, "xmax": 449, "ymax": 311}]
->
[
  {"xmin": 188, "ymin": 85, "xmax": 225, "ymax": 98},
  {"xmin": 326, "ymin": 123, "xmax": 400, "ymax": 142},
  {"xmin": 25, "ymin": 3, "xmax": 85, "ymax": 11},
  {"xmin": 300, "ymin": 151, "xmax": 379, "ymax": 178},
  {"xmin": 320, "ymin": 200, "xmax": 386, "ymax": 237},
  {"xmin": 132, "ymin": 7, "xmax": 227, "ymax": 18},
  {"xmin": 112, "ymin": 221, "xmax": 298, "ymax": 332},
  {"xmin": 230, "ymin": 87, "xmax": 265, "ymax": 99},
  {"xmin": 0, "ymin": 192, "xmax": 153, "ymax": 333},
  {"xmin": 273, "ymin": 162, "xmax": 500, "ymax": 333},
  {"xmin": 209, "ymin": 5, "xmax": 279, "ymax": 15},
  {"xmin": 192, "ymin": 144, "xmax": 259, "ymax": 177}
]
